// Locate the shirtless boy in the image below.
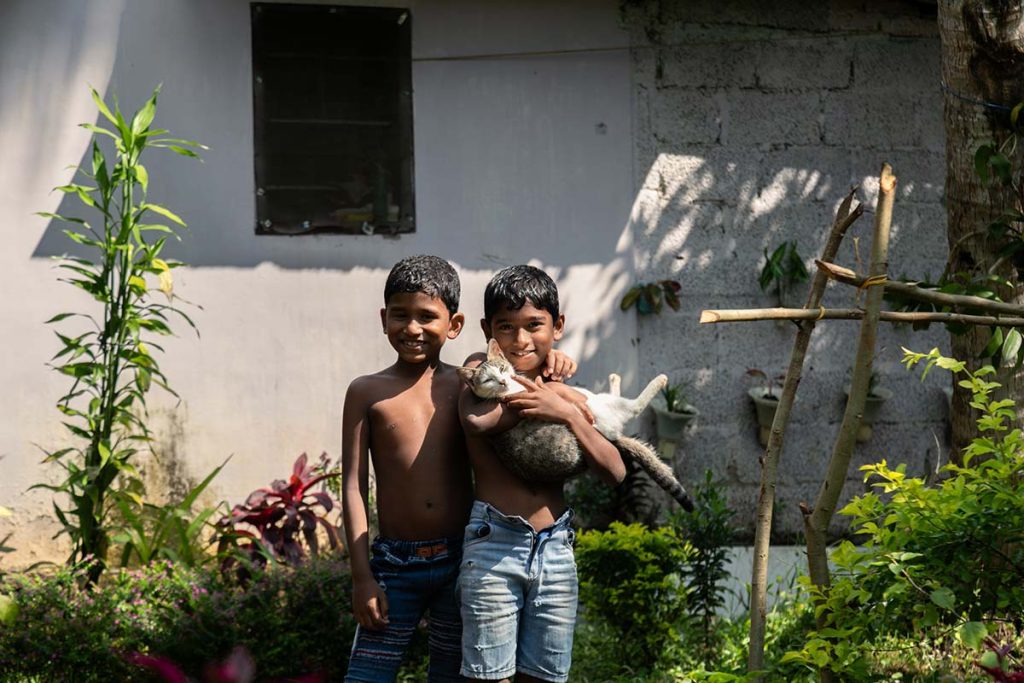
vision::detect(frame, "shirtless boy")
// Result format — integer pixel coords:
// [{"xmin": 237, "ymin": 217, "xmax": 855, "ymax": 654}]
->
[
  {"xmin": 341, "ymin": 255, "xmax": 470, "ymax": 682},
  {"xmin": 341, "ymin": 256, "xmax": 579, "ymax": 682},
  {"xmin": 458, "ymin": 265, "xmax": 627, "ymax": 683}
]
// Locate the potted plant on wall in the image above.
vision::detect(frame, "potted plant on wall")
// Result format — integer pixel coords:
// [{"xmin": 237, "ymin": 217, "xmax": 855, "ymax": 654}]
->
[
  {"xmin": 652, "ymin": 381, "xmax": 698, "ymax": 455},
  {"xmin": 759, "ymin": 240, "xmax": 809, "ymax": 307},
  {"xmin": 746, "ymin": 368, "xmax": 784, "ymax": 448},
  {"xmin": 844, "ymin": 371, "xmax": 892, "ymax": 442},
  {"xmin": 620, "ymin": 279, "xmax": 682, "ymax": 315}
]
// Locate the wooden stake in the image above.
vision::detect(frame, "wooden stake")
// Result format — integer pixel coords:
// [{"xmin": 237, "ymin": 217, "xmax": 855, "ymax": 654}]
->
[
  {"xmin": 746, "ymin": 189, "xmax": 863, "ymax": 679},
  {"xmin": 701, "ymin": 307, "xmax": 1024, "ymax": 327},
  {"xmin": 804, "ymin": 164, "xmax": 895, "ymax": 683}
]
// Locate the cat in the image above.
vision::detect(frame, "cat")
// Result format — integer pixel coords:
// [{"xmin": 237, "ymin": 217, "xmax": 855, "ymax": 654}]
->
[{"xmin": 457, "ymin": 339, "xmax": 694, "ymax": 511}]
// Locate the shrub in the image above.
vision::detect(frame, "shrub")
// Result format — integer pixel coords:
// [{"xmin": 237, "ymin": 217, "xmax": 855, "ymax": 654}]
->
[
  {"xmin": 783, "ymin": 348, "xmax": 1024, "ymax": 679},
  {"xmin": 575, "ymin": 522, "xmax": 693, "ymax": 673},
  {"xmin": 0, "ymin": 557, "xmax": 355, "ymax": 682}
]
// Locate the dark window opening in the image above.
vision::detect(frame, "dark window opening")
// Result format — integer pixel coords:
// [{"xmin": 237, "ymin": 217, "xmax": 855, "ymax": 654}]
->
[{"xmin": 251, "ymin": 3, "xmax": 414, "ymax": 236}]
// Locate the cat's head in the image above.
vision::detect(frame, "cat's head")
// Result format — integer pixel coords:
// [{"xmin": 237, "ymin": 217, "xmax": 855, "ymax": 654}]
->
[{"xmin": 457, "ymin": 339, "xmax": 521, "ymax": 399}]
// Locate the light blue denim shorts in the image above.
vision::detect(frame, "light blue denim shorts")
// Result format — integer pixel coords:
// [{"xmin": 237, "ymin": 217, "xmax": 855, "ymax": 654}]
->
[{"xmin": 458, "ymin": 501, "xmax": 578, "ymax": 683}]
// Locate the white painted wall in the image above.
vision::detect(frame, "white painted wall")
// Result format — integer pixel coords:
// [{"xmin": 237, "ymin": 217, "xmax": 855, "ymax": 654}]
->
[{"xmin": 0, "ymin": 0, "xmax": 636, "ymax": 564}]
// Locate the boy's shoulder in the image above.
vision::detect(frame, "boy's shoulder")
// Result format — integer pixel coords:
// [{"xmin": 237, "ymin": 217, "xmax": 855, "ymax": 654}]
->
[{"xmin": 347, "ymin": 362, "xmax": 463, "ymax": 398}]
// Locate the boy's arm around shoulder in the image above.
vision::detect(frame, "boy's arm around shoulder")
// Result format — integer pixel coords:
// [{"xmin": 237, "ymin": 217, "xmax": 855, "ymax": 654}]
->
[{"xmin": 340, "ymin": 376, "xmax": 389, "ymax": 630}]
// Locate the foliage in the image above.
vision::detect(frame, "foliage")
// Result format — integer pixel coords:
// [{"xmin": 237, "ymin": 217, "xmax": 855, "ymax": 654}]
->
[
  {"xmin": 0, "ymin": 557, "xmax": 355, "ymax": 682},
  {"xmin": 670, "ymin": 471, "xmax": 734, "ymax": 667},
  {"xmin": 758, "ymin": 240, "xmax": 808, "ymax": 305},
  {"xmin": 35, "ymin": 86, "xmax": 205, "ymax": 582},
  {"xmin": 129, "ymin": 646, "xmax": 325, "ymax": 682},
  {"xmin": 781, "ymin": 347, "xmax": 1024, "ymax": 679},
  {"xmin": 216, "ymin": 453, "xmax": 341, "ymax": 571},
  {"xmin": 661, "ymin": 382, "xmax": 696, "ymax": 414},
  {"xmin": 113, "ymin": 460, "xmax": 225, "ymax": 569},
  {"xmin": 620, "ymin": 279, "xmax": 682, "ymax": 315},
  {"xmin": 978, "ymin": 641, "xmax": 1024, "ymax": 682},
  {"xmin": 885, "ymin": 103, "xmax": 1024, "ymax": 367},
  {"xmin": 575, "ymin": 522, "xmax": 694, "ymax": 672}
]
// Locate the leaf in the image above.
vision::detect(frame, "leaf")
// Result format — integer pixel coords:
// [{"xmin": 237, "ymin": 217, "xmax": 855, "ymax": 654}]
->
[
  {"xmin": 1001, "ymin": 328, "xmax": 1022, "ymax": 367},
  {"xmin": 982, "ymin": 327, "xmax": 1004, "ymax": 358},
  {"xmin": 958, "ymin": 621, "xmax": 987, "ymax": 649},
  {"xmin": 140, "ymin": 203, "xmax": 186, "ymax": 227},
  {"xmin": 134, "ymin": 164, "xmax": 149, "ymax": 193},
  {"xmin": 89, "ymin": 85, "xmax": 118, "ymax": 127},
  {"xmin": 929, "ymin": 587, "xmax": 955, "ymax": 611},
  {"xmin": 0, "ymin": 594, "xmax": 19, "ymax": 627},
  {"xmin": 130, "ymin": 86, "xmax": 160, "ymax": 136},
  {"xmin": 975, "ymin": 144, "xmax": 994, "ymax": 184}
]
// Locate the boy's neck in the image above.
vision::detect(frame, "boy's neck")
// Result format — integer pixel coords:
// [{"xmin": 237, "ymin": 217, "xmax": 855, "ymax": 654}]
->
[{"xmin": 393, "ymin": 356, "xmax": 444, "ymax": 377}]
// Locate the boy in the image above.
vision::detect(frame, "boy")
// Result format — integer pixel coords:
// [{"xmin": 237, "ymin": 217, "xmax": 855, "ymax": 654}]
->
[
  {"xmin": 341, "ymin": 255, "xmax": 470, "ymax": 682},
  {"xmin": 342, "ymin": 256, "xmax": 578, "ymax": 682},
  {"xmin": 458, "ymin": 265, "xmax": 626, "ymax": 683}
]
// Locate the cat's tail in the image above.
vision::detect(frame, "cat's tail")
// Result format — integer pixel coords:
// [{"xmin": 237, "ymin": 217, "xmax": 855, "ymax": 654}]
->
[
  {"xmin": 616, "ymin": 435, "xmax": 694, "ymax": 512},
  {"xmin": 625, "ymin": 374, "xmax": 668, "ymax": 419}
]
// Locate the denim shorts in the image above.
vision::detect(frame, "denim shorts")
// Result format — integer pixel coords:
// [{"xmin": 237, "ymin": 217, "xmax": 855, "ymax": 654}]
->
[
  {"xmin": 345, "ymin": 536, "xmax": 465, "ymax": 683},
  {"xmin": 458, "ymin": 501, "xmax": 578, "ymax": 683}
]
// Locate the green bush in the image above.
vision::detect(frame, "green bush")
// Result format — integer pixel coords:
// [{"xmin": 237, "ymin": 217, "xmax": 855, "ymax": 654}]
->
[
  {"xmin": 783, "ymin": 348, "xmax": 1024, "ymax": 679},
  {"xmin": 575, "ymin": 522, "xmax": 693, "ymax": 673},
  {"xmin": 0, "ymin": 557, "xmax": 356, "ymax": 682}
]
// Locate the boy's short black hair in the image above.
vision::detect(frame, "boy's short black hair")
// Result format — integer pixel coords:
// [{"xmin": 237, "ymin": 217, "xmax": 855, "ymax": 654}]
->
[
  {"xmin": 484, "ymin": 265, "xmax": 559, "ymax": 322},
  {"xmin": 384, "ymin": 255, "xmax": 460, "ymax": 315}
]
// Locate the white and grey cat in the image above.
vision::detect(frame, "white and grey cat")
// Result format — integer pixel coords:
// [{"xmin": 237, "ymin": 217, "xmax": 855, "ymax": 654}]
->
[{"xmin": 458, "ymin": 340, "xmax": 694, "ymax": 511}]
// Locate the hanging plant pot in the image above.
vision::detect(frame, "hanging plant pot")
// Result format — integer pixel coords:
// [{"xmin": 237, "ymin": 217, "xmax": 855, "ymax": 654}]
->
[
  {"xmin": 652, "ymin": 402, "xmax": 698, "ymax": 450},
  {"xmin": 843, "ymin": 385, "xmax": 892, "ymax": 442},
  {"xmin": 748, "ymin": 388, "xmax": 780, "ymax": 448}
]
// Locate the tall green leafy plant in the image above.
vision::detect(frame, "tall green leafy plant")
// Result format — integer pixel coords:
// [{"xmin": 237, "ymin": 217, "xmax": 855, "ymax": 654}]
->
[{"xmin": 35, "ymin": 86, "xmax": 204, "ymax": 582}]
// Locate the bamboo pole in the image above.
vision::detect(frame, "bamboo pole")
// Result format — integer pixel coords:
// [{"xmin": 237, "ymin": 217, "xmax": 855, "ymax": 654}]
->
[
  {"xmin": 803, "ymin": 164, "xmax": 896, "ymax": 683},
  {"xmin": 746, "ymin": 189, "xmax": 863, "ymax": 679},
  {"xmin": 815, "ymin": 260, "xmax": 1024, "ymax": 317},
  {"xmin": 700, "ymin": 307, "xmax": 1024, "ymax": 327}
]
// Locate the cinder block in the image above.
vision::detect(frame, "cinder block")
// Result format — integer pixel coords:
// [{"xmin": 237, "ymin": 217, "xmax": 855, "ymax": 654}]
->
[
  {"xmin": 655, "ymin": 147, "xmax": 762, "ymax": 205},
  {"xmin": 658, "ymin": 43, "xmax": 759, "ymax": 89},
  {"xmin": 757, "ymin": 41, "xmax": 852, "ymax": 90},
  {"xmin": 721, "ymin": 91, "xmax": 823, "ymax": 146},
  {"xmin": 852, "ymin": 37, "xmax": 940, "ymax": 92},
  {"xmin": 849, "ymin": 148, "xmax": 945, "ymax": 204},
  {"xmin": 658, "ymin": 0, "xmax": 829, "ymax": 32},
  {"xmin": 758, "ymin": 146, "xmax": 856, "ymax": 204},
  {"xmin": 650, "ymin": 89, "xmax": 722, "ymax": 146},
  {"xmin": 888, "ymin": 205, "xmax": 949, "ymax": 262},
  {"xmin": 823, "ymin": 92, "xmax": 919, "ymax": 149}
]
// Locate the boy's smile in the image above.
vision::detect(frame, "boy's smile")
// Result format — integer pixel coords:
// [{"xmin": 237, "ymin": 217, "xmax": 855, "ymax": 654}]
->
[
  {"xmin": 483, "ymin": 302, "xmax": 564, "ymax": 378},
  {"xmin": 381, "ymin": 292, "xmax": 463, "ymax": 364}
]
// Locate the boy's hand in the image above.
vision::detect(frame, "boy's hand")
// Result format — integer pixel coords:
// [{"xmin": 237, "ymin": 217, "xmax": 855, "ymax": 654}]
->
[
  {"xmin": 543, "ymin": 349, "xmax": 577, "ymax": 382},
  {"xmin": 503, "ymin": 375, "xmax": 587, "ymax": 424},
  {"xmin": 353, "ymin": 576, "xmax": 390, "ymax": 630}
]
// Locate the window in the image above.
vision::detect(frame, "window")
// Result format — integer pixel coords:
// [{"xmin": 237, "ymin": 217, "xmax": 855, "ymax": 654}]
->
[{"xmin": 251, "ymin": 3, "xmax": 414, "ymax": 235}]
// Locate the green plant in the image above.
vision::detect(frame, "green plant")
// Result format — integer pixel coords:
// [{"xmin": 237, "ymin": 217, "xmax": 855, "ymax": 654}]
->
[
  {"xmin": 620, "ymin": 279, "xmax": 682, "ymax": 315},
  {"xmin": 759, "ymin": 240, "xmax": 809, "ymax": 305},
  {"xmin": 0, "ymin": 557, "xmax": 356, "ymax": 682},
  {"xmin": 35, "ymin": 86, "xmax": 204, "ymax": 583},
  {"xmin": 661, "ymin": 382, "xmax": 696, "ymax": 414},
  {"xmin": 575, "ymin": 522, "xmax": 694, "ymax": 673},
  {"xmin": 782, "ymin": 348, "xmax": 1024, "ymax": 678},
  {"xmin": 671, "ymin": 470, "xmax": 734, "ymax": 667},
  {"xmin": 113, "ymin": 460, "xmax": 226, "ymax": 568}
]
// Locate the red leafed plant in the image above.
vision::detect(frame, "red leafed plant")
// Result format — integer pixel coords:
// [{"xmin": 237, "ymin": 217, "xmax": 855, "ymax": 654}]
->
[
  {"xmin": 216, "ymin": 453, "xmax": 341, "ymax": 569},
  {"xmin": 129, "ymin": 646, "xmax": 325, "ymax": 683},
  {"xmin": 978, "ymin": 641, "xmax": 1024, "ymax": 682}
]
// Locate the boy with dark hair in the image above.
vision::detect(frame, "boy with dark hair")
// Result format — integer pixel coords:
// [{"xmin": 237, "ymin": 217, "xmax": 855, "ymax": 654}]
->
[
  {"xmin": 458, "ymin": 265, "xmax": 626, "ymax": 683},
  {"xmin": 342, "ymin": 256, "xmax": 579, "ymax": 683},
  {"xmin": 342, "ymin": 254, "xmax": 469, "ymax": 682}
]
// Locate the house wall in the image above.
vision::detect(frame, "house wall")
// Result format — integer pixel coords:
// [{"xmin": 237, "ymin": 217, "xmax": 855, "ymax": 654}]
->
[
  {"xmin": 623, "ymin": 0, "xmax": 952, "ymax": 539},
  {"xmin": 0, "ymin": 0, "xmax": 636, "ymax": 565}
]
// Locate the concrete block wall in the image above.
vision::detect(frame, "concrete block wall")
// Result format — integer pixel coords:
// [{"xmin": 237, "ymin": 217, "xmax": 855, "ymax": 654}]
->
[{"xmin": 623, "ymin": 0, "xmax": 951, "ymax": 540}]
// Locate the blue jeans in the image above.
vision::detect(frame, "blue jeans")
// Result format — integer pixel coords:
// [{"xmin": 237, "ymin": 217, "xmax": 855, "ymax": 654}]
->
[
  {"xmin": 458, "ymin": 501, "xmax": 578, "ymax": 683},
  {"xmin": 345, "ymin": 536, "xmax": 465, "ymax": 682}
]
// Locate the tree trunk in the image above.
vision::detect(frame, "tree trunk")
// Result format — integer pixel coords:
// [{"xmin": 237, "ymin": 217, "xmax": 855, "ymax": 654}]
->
[{"xmin": 940, "ymin": 0, "xmax": 1024, "ymax": 458}]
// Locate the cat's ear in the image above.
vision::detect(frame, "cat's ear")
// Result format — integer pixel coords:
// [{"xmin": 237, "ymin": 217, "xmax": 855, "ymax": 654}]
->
[
  {"xmin": 456, "ymin": 366, "xmax": 478, "ymax": 385},
  {"xmin": 486, "ymin": 338, "xmax": 505, "ymax": 361}
]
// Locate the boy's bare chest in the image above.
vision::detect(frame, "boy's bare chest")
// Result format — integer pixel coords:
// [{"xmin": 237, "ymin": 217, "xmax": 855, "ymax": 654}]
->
[{"xmin": 368, "ymin": 382, "xmax": 460, "ymax": 442}]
